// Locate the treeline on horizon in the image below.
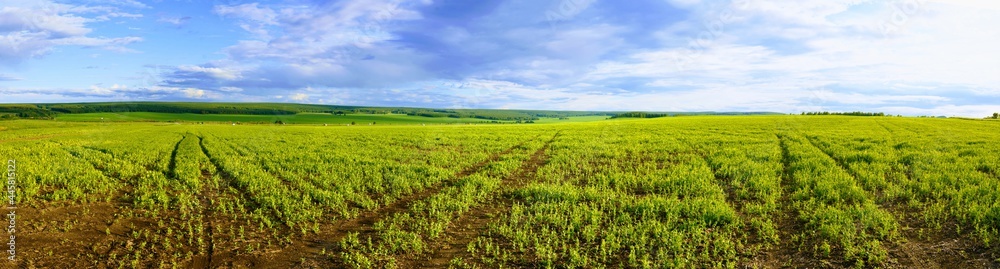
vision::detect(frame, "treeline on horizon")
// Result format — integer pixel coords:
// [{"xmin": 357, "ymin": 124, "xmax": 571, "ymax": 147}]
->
[
  {"xmin": 0, "ymin": 104, "xmax": 57, "ymax": 119},
  {"xmin": 0, "ymin": 102, "xmax": 610, "ymax": 121},
  {"xmin": 609, "ymin": 111, "xmax": 780, "ymax": 119},
  {"xmin": 2, "ymin": 103, "xmax": 993, "ymax": 121},
  {"xmin": 388, "ymin": 108, "xmax": 607, "ymax": 121},
  {"xmin": 801, "ymin": 111, "xmax": 887, "ymax": 116}
]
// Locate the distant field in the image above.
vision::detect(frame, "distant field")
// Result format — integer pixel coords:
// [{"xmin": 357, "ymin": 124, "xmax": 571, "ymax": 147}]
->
[
  {"xmin": 55, "ymin": 112, "xmax": 502, "ymax": 124},
  {"xmin": 532, "ymin": 115, "xmax": 611, "ymax": 123},
  {"xmin": 55, "ymin": 112, "xmax": 612, "ymax": 124}
]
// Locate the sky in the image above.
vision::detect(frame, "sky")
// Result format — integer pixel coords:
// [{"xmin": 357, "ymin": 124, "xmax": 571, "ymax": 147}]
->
[{"xmin": 1, "ymin": 0, "xmax": 999, "ymax": 116}]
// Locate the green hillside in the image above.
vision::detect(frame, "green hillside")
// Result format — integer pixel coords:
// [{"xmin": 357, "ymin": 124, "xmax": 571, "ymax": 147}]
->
[{"xmin": 0, "ymin": 102, "xmax": 788, "ymax": 123}]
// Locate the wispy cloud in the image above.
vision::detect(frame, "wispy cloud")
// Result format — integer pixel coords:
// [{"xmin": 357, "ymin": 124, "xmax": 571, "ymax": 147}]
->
[
  {"xmin": 157, "ymin": 15, "xmax": 191, "ymax": 26},
  {"xmin": 85, "ymin": 0, "xmax": 150, "ymax": 9},
  {"xmin": 0, "ymin": 74, "xmax": 21, "ymax": 81},
  {"xmin": 0, "ymin": 0, "xmax": 144, "ymax": 64}
]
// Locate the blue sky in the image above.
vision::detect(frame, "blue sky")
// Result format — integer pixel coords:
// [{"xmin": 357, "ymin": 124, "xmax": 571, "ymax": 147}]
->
[{"xmin": 1, "ymin": 0, "xmax": 999, "ymax": 116}]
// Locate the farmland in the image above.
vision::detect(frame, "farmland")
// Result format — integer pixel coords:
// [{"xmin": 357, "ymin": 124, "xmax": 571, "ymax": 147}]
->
[
  {"xmin": 1, "ymin": 116, "xmax": 998, "ymax": 268},
  {"xmin": 52, "ymin": 112, "xmax": 611, "ymax": 125},
  {"xmin": 53, "ymin": 112, "xmax": 504, "ymax": 124}
]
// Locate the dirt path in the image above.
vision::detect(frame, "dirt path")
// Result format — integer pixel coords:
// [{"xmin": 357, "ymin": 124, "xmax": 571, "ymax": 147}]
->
[
  {"xmin": 802, "ymin": 135, "xmax": 857, "ymax": 178},
  {"xmin": 196, "ymin": 135, "xmax": 272, "ymax": 221},
  {"xmin": 188, "ymin": 136, "xmax": 219, "ymax": 268},
  {"xmin": 401, "ymin": 131, "xmax": 560, "ymax": 268},
  {"xmin": 167, "ymin": 135, "xmax": 184, "ymax": 178},
  {"xmin": 755, "ymin": 134, "xmax": 805, "ymax": 268}
]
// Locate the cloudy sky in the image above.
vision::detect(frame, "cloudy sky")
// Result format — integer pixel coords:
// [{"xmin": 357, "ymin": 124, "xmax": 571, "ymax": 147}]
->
[{"xmin": 1, "ymin": 0, "xmax": 998, "ymax": 116}]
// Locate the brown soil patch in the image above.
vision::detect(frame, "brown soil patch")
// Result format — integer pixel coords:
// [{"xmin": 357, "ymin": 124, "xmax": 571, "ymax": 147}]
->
[{"xmin": 9, "ymin": 202, "xmax": 131, "ymax": 268}]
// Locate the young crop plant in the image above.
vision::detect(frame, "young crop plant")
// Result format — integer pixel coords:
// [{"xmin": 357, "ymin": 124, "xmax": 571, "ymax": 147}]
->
[{"xmin": 2, "ymin": 115, "xmax": 998, "ymax": 268}]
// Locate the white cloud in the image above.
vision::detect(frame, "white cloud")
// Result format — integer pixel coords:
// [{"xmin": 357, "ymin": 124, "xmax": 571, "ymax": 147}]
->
[
  {"xmin": 878, "ymin": 105, "xmax": 1000, "ymax": 117},
  {"xmin": 0, "ymin": 1, "xmax": 143, "ymax": 64},
  {"xmin": 664, "ymin": 0, "xmax": 702, "ymax": 8},
  {"xmin": 807, "ymin": 90, "xmax": 949, "ymax": 105},
  {"xmin": 94, "ymin": 12, "xmax": 142, "ymax": 21},
  {"xmin": 157, "ymin": 16, "xmax": 190, "ymax": 26},
  {"xmin": 928, "ymin": 0, "xmax": 1000, "ymax": 12},
  {"xmin": 214, "ymin": 3, "xmax": 277, "ymax": 25},
  {"xmin": 562, "ymin": 1, "xmax": 1000, "ymax": 117},
  {"xmin": 290, "ymin": 93, "xmax": 309, "ymax": 101},
  {"xmin": 183, "ymin": 88, "xmax": 206, "ymax": 98},
  {"xmin": 89, "ymin": 83, "xmax": 127, "ymax": 94},
  {"xmin": 55, "ymin": 0, "xmax": 992, "ymax": 118},
  {"xmin": 168, "ymin": 0, "xmax": 436, "ymax": 89},
  {"xmin": 176, "ymin": 65, "xmax": 242, "ymax": 80},
  {"xmin": 52, "ymin": 36, "xmax": 142, "ymax": 51},
  {"xmin": 88, "ymin": 0, "xmax": 150, "ymax": 9},
  {"xmin": 0, "ymin": 74, "xmax": 20, "ymax": 81}
]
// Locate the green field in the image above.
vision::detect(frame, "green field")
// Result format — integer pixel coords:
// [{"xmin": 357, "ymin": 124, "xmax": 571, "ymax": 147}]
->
[
  {"xmin": 1, "ymin": 116, "xmax": 999, "ymax": 268},
  {"xmin": 55, "ymin": 112, "xmax": 505, "ymax": 124},
  {"xmin": 56, "ymin": 112, "xmax": 614, "ymax": 125}
]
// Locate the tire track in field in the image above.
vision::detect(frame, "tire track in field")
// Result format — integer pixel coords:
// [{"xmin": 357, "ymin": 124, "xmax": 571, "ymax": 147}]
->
[
  {"xmin": 267, "ymin": 135, "xmax": 542, "ymax": 268},
  {"xmin": 885, "ymin": 138, "xmax": 934, "ymax": 269},
  {"xmin": 59, "ymin": 141, "xmax": 201, "ymax": 267},
  {"xmin": 881, "ymin": 120, "xmax": 920, "ymax": 135},
  {"xmin": 205, "ymin": 135, "xmax": 331, "ymax": 211},
  {"xmin": 802, "ymin": 135, "xmax": 857, "ymax": 179},
  {"xmin": 195, "ymin": 167, "xmax": 217, "ymax": 269},
  {"xmin": 676, "ymin": 134, "xmax": 746, "ymax": 208},
  {"xmin": 874, "ymin": 119, "xmax": 895, "ymax": 135},
  {"xmin": 406, "ymin": 131, "xmax": 560, "ymax": 268},
  {"xmin": 195, "ymin": 135, "xmax": 272, "ymax": 268},
  {"xmin": 785, "ymin": 134, "xmax": 906, "ymax": 268},
  {"xmin": 196, "ymin": 135, "xmax": 276, "ymax": 225},
  {"xmin": 800, "ymin": 135, "xmax": 895, "ymax": 205},
  {"xmin": 697, "ymin": 152, "xmax": 742, "ymax": 217},
  {"xmin": 802, "ymin": 135, "xmax": 890, "ymax": 201},
  {"xmin": 199, "ymin": 134, "xmax": 285, "ymax": 268},
  {"xmin": 221, "ymin": 137, "xmax": 328, "ymax": 207},
  {"xmin": 762, "ymin": 134, "xmax": 804, "ymax": 268},
  {"xmin": 334, "ymin": 134, "xmax": 542, "ymax": 233},
  {"xmin": 40, "ymin": 142, "xmax": 140, "ymax": 268},
  {"xmin": 186, "ymin": 135, "xmax": 218, "ymax": 269},
  {"xmin": 695, "ymin": 145, "xmax": 765, "ymax": 266},
  {"xmin": 167, "ymin": 135, "xmax": 185, "ymax": 179},
  {"xmin": 59, "ymin": 145, "xmax": 136, "ymax": 203}
]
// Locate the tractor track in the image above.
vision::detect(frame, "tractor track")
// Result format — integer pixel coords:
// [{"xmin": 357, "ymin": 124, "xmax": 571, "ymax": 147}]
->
[{"xmin": 402, "ymin": 131, "xmax": 560, "ymax": 268}]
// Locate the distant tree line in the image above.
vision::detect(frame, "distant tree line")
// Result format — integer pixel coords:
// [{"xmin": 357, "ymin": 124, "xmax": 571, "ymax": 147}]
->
[
  {"xmin": 801, "ymin": 111, "xmax": 886, "ymax": 116},
  {"xmin": 0, "ymin": 105, "xmax": 56, "ymax": 119},
  {"xmin": 4, "ymin": 102, "xmax": 790, "ymax": 122},
  {"xmin": 988, "ymin": 113, "xmax": 1000, "ymax": 119},
  {"xmin": 44, "ymin": 103, "xmax": 302, "ymax": 115},
  {"xmin": 399, "ymin": 108, "xmax": 611, "ymax": 121},
  {"xmin": 610, "ymin": 112, "xmax": 671, "ymax": 119},
  {"xmin": 0, "ymin": 102, "xmax": 613, "ymax": 122}
]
